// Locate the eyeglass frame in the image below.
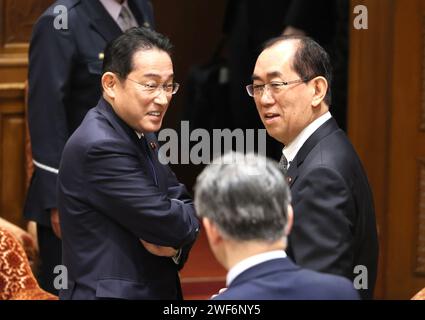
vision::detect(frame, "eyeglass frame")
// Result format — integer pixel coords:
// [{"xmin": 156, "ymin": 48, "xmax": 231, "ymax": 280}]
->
[
  {"xmin": 246, "ymin": 78, "xmax": 311, "ymax": 97},
  {"xmin": 126, "ymin": 77, "xmax": 180, "ymax": 95}
]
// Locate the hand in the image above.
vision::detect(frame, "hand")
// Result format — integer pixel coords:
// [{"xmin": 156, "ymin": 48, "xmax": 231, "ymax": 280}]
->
[
  {"xmin": 50, "ymin": 208, "xmax": 61, "ymax": 239},
  {"xmin": 210, "ymin": 287, "xmax": 227, "ymax": 299},
  {"xmin": 140, "ymin": 239, "xmax": 178, "ymax": 257}
]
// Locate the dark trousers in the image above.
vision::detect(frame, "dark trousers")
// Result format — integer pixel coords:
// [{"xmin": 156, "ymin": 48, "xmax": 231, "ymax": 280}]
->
[{"xmin": 36, "ymin": 224, "xmax": 62, "ymax": 295}]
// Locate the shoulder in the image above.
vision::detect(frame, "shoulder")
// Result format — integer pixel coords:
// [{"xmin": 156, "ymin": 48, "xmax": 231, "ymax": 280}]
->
[
  {"xmin": 294, "ymin": 268, "xmax": 360, "ymax": 299},
  {"xmin": 37, "ymin": 0, "xmax": 80, "ymax": 19},
  {"xmin": 295, "ymin": 132, "xmax": 362, "ymax": 187},
  {"xmin": 306, "ymin": 129, "xmax": 360, "ymax": 169},
  {"xmin": 32, "ymin": 0, "xmax": 82, "ymax": 35},
  {"xmin": 64, "ymin": 108, "xmax": 126, "ymax": 155}
]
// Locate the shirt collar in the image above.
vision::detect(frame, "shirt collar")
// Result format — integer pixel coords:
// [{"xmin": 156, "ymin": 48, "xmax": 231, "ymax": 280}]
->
[
  {"xmin": 99, "ymin": 0, "xmax": 129, "ymax": 22},
  {"xmin": 135, "ymin": 131, "xmax": 144, "ymax": 139},
  {"xmin": 226, "ymin": 250, "xmax": 287, "ymax": 286},
  {"xmin": 282, "ymin": 111, "xmax": 332, "ymax": 167}
]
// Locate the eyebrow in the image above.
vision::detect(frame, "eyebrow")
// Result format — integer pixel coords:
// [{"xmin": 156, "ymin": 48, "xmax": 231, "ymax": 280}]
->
[
  {"xmin": 142, "ymin": 73, "xmax": 175, "ymax": 79},
  {"xmin": 251, "ymin": 71, "xmax": 283, "ymax": 81}
]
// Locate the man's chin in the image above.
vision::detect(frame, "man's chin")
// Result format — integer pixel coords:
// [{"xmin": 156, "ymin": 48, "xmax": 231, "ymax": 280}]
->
[
  {"xmin": 267, "ymin": 129, "xmax": 285, "ymax": 144},
  {"xmin": 140, "ymin": 123, "xmax": 162, "ymax": 133}
]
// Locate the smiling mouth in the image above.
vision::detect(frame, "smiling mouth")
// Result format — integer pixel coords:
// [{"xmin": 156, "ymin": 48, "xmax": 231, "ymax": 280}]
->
[
  {"xmin": 264, "ymin": 113, "xmax": 280, "ymax": 120},
  {"xmin": 147, "ymin": 111, "xmax": 162, "ymax": 117}
]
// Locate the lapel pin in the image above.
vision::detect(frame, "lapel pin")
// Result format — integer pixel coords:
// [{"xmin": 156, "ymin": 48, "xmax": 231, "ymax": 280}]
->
[
  {"xmin": 287, "ymin": 177, "xmax": 292, "ymax": 183},
  {"xmin": 149, "ymin": 142, "xmax": 157, "ymax": 150},
  {"xmin": 98, "ymin": 52, "xmax": 104, "ymax": 60}
]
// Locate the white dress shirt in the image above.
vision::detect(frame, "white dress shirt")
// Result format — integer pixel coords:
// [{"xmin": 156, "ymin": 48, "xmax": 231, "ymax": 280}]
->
[
  {"xmin": 226, "ymin": 250, "xmax": 287, "ymax": 286},
  {"xmin": 282, "ymin": 111, "xmax": 332, "ymax": 169}
]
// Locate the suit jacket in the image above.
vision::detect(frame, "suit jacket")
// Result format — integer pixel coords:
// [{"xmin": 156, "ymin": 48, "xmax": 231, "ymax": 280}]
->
[
  {"xmin": 286, "ymin": 118, "xmax": 379, "ymax": 300},
  {"xmin": 57, "ymin": 98, "xmax": 199, "ymax": 300},
  {"xmin": 25, "ymin": 0, "xmax": 154, "ymax": 226},
  {"xmin": 213, "ymin": 257, "xmax": 359, "ymax": 300}
]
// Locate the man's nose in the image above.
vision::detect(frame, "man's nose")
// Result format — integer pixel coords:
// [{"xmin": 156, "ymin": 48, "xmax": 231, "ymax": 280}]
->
[
  {"xmin": 154, "ymin": 89, "xmax": 169, "ymax": 105},
  {"xmin": 259, "ymin": 87, "xmax": 275, "ymax": 105}
]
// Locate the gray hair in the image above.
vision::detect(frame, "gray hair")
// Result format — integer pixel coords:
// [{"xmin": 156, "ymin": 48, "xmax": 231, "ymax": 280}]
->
[{"xmin": 194, "ymin": 152, "xmax": 291, "ymax": 242}]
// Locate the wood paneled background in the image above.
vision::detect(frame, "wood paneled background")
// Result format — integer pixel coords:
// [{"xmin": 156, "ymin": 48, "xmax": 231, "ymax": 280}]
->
[
  {"xmin": 349, "ymin": 0, "xmax": 425, "ymax": 299},
  {"xmin": 1, "ymin": 0, "xmax": 425, "ymax": 299}
]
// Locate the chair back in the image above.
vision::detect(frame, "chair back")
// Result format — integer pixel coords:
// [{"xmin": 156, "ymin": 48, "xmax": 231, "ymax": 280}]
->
[{"xmin": 0, "ymin": 227, "xmax": 57, "ymax": 300}]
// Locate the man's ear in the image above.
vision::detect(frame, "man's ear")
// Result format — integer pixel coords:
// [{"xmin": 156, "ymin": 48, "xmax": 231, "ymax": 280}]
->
[
  {"xmin": 311, "ymin": 76, "xmax": 328, "ymax": 107},
  {"xmin": 202, "ymin": 217, "xmax": 223, "ymax": 246},
  {"xmin": 101, "ymin": 72, "xmax": 119, "ymax": 99},
  {"xmin": 284, "ymin": 204, "xmax": 294, "ymax": 236}
]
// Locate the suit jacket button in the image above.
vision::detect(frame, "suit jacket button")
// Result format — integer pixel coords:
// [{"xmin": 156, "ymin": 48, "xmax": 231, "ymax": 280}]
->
[{"xmin": 143, "ymin": 22, "xmax": 151, "ymax": 28}]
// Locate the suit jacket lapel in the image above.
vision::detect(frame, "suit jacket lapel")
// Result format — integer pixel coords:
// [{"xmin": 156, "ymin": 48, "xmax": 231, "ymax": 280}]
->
[
  {"xmin": 80, "ymin": 0, "xmax": 122, "ymax": 42},
  {"xmin": 286, "ymin": 118, "xmax": 339, "ymax": 187},
  {"xmin": 96, "ymin": 98, "xmax": 160, "ymax": 186}
]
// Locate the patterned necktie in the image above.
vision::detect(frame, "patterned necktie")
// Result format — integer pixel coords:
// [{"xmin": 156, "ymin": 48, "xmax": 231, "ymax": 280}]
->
[
  {"xmin": 117, "ymin": 5, "xmax": 136, "ymax": 31},
  {"xmin": 278, "ymin": 154, "xmax": 288, "ymax": 175}
]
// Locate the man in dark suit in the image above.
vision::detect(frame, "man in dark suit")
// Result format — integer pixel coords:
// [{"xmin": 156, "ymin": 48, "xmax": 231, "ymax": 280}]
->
[
  {"xmin": 57, "ymin": 28, "xmax": 199, "ymax": 300},
  {"xmin": 24, "ymin": 0, "xmax": 154, "ymax": 294},
  {"xmin": 194, "ymin": 152, "xmax": 359, "ymax": 300},
  {"xmin": 221, "ymin": 0, "xmax": 347, "ymax": 161},
  {"xmin": 247, "ymin": 35, "xmax": 379, "ymax": 299}
]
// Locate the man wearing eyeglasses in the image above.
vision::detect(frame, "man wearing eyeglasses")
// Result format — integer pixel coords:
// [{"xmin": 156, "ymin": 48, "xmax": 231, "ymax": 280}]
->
[
  {"xmin": 25, "ymin": 0, "xmax": 154, "ymax": 295},
  {"xmin": 248, "ymin": 35, "xmax": 378, "ymax": 300},
  {"xmin": 57, "ymin": 28, "xmax": 199, "ymax": 300}
]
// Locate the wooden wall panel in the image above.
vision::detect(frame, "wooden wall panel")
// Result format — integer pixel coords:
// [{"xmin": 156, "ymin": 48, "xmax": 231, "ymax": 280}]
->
[
  {"xmin": 349, "ymin": 0, "xmax": 425, "ymax": 298},
  {"xmin": 416, "ymin": 159, "xmax": 425, "ymax": 274},
  {"xmin": 348, "ymin": 0, "xmax": 395, "ymax": 299},
  {"xmin": 0, "ymin": 0, "xmax": 52, "ymax": 51},
  {"xmin": 0, "ymin": 84, "xmax": 25, "ymax": 226},
  {"xmin": 385, "ymin": 0, "xmax": 425, "ymax": 299}
]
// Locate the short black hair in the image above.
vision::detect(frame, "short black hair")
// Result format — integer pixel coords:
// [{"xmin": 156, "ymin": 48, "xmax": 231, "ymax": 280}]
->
[
  {"xmin": 102, "ymin": 27, "xmax": 173, "ymax": 79},
  {"xmin": 263, "ymin": 35, "xmax": 333, "ymax": 106}
]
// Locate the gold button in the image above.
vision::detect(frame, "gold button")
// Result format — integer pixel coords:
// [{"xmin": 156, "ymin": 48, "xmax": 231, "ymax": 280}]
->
[
  {"xmin": 143, "ymin": 22, "xmax": 150, "ymax": 28},
  {"xmin": 98, "ymin": 52, "xmax": 104, "ymax": 60}
]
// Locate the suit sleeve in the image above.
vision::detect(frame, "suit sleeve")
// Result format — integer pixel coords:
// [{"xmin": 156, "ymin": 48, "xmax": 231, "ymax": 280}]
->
[
  {"xmin": 165, "ymin": 166, "xmax": 200, "ymax": 269},
  {"xmin": 289, "ymin": 166, "xmax": 355, "ymax": 279},
  {"xmin": 27, "ymin": 12, "xmax": 76, "ymax": 210},
  {"xmin": 84, "ymin": 140, "xmax": 199, "ymax": 249}
]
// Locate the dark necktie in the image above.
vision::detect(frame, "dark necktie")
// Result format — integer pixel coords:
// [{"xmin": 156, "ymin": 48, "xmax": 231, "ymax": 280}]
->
[
  {"xmin": 138, "ymin": 136, "xmax": 158, "ymax": 185},
  {"xmin": 278, "ymin": 154, "xmax": 288, "ymax": 175}
]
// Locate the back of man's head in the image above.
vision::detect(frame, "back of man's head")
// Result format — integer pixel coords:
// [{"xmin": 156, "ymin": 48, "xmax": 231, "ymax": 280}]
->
[
  {"xmin": 102, "ymin": 27, "xmax": 173, "ymax": 79},
  {"xmin": 194, "ymin": 152, "xmax": 291, "ymax": 243}
]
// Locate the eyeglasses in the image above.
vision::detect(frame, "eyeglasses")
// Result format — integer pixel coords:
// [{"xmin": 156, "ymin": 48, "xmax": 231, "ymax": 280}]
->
[
  {"xmin": 246, "ymin": 79, "xmax": 309, "ymax": 97},
  {"xmin": 126, "ymin": 77, "xmax": 180, "ymax": 95}
]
